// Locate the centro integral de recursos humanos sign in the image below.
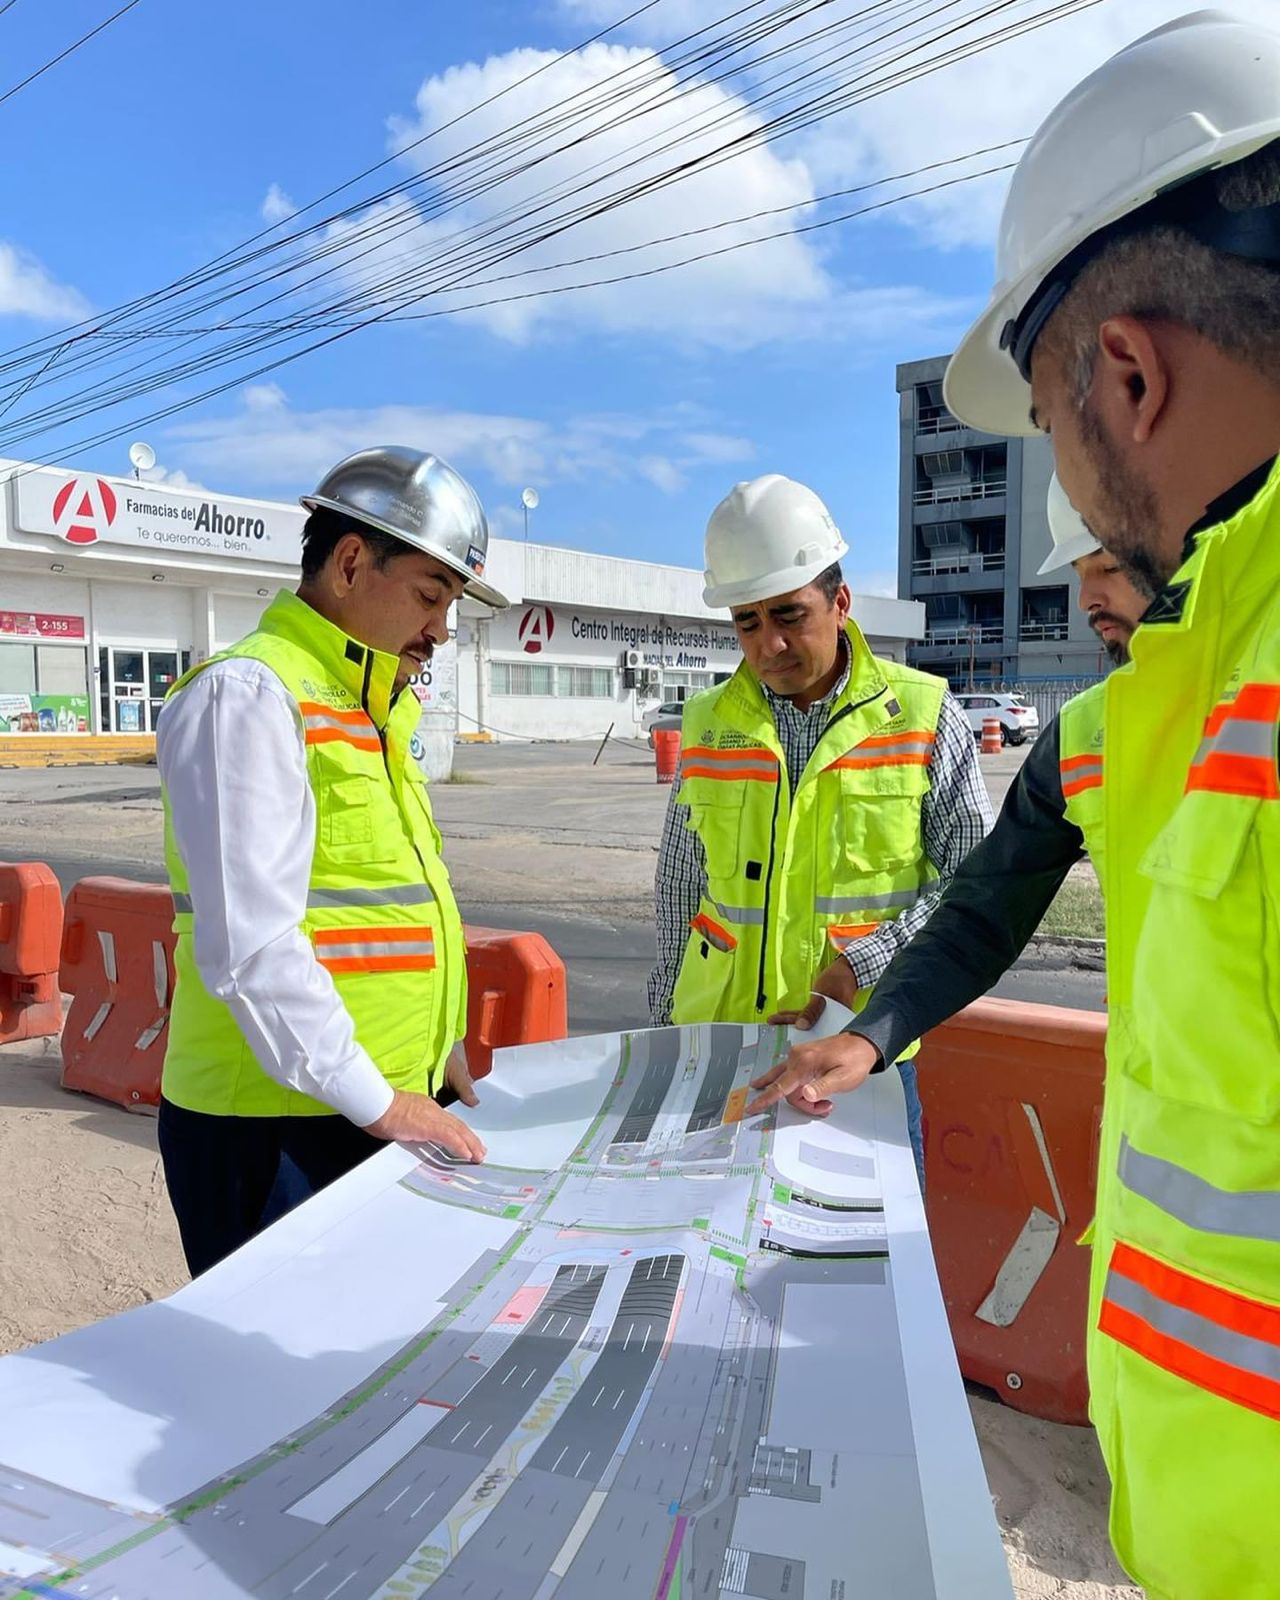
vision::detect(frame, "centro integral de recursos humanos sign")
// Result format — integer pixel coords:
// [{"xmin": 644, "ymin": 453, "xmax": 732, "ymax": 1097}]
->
[{"xmin": 6, "ymin": 465, "xmax": 304, "ymax": 566}]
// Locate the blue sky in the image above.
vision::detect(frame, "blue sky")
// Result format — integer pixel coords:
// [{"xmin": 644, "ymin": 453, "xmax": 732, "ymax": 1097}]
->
[{"xmin": 0, "ymin": 0, "xmax": 1264, "ymax": 595}]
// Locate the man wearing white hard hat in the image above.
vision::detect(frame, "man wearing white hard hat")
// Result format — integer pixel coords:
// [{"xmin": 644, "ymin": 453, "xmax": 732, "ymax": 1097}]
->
[
  {"xmin": 751, "ymin": 476, "xmax": 1145, "ymax": 1106},
  {"xmin": 157, "ymin": 447, "xmax": 507, "ymax": 1275},
  {"xmin": 940, "ymin": 11, "xmax": 1279, "ymax": 1596},
  {"xmin": 649, "ymin": 473, "xmax": 993, "ymax": 1181}
]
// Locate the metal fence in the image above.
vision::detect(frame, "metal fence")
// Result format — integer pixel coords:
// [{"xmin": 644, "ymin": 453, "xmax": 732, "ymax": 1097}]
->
[{"xmin": 964, "ymin": 675, "xmax": 1106, "ymax": 724}]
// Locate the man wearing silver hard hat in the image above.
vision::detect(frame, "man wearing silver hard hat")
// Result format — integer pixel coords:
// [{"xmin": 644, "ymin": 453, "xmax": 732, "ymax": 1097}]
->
[{"xmin": 156, "ymin": 446, "xmax": 507, "ymax": 1277}]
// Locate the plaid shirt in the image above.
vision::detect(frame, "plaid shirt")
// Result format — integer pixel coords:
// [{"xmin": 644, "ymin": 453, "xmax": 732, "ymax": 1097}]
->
[{"xmin": 648, "ymin": 646, "xmax": 994, "ymax": 1023}]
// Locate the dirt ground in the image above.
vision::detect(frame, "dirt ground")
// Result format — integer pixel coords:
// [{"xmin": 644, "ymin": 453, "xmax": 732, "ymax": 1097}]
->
[{"xmin": 0, "ymin": 746, "xmax": 1136, "ymax": 1599}]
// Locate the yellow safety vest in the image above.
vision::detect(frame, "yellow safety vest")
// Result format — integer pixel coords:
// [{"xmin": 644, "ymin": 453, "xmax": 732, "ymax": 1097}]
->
[
  {"xmin": 671, "ymin": 621, "xmax": 944, "ymax": 1037},
  {"xmin": 161, "ymin": 590, "xmax": 467, "ymax": 1117},
  {"xmin": 1091, "ymin": 458, "xmax": 1280, "ymax": 1599},
  {"xmin": 1058, "ymin": 681, "xmax": 1107, "ymax": 887}
]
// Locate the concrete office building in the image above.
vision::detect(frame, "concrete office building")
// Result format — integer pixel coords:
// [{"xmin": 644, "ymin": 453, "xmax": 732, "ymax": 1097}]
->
[
  {"xmin": 895, "ymin": 354, "xmax": 1111, "ymax": 688},
  {"xmin": 0, "ymin": 457, "xmax": 925, "ymax": 745}
]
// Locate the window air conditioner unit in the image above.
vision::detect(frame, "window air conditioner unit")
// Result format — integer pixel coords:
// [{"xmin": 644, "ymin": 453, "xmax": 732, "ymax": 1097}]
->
[{"xmin": 623, "ymin": 648, "xmax": 642, "ymax": 670}]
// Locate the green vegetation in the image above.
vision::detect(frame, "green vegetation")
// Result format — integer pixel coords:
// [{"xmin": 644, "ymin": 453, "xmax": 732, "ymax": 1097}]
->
[{"xmin": 1040, "ymin": 876, "xmax": 1105, "ymax": 939}]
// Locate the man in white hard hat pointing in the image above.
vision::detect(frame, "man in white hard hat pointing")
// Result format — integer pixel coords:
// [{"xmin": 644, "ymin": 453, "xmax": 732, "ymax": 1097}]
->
[
  {"xmin": 649, "ymin": 474, "xmax": 992, "ymax": 1180},
  {"xmin": 751, "ymin": 476, "xmax": 1144, "ymax": 1110},
  {"xmin": 157, "ymin": 447, "xmax": 507, "ymax": 1276},
  {"xmin": 791, "ymin": 12, "xmax": 1280, "ymax": 1597}
]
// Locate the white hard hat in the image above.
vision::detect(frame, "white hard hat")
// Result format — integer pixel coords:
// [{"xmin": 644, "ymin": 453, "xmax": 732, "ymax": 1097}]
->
[
  {"xmin": 703, "ymin": 474, "xmax": 848, "ymax": 609},
  {"xmin": 945, "ymin": 10, "xmax": 1280, "ymax": 437},
  {"xmin": 1038, "ymin": 474, "xmax": 1100, "ymax": 576},
  {"xmin": 301, "ymin": 445, "xmax": 509, "ymax": 608}
]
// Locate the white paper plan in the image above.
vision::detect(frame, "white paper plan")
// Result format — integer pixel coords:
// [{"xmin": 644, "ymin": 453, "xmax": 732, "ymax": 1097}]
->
[{"xmin": 0, "ymin": 1017, "xmax": 1012, "ymax": 1600}]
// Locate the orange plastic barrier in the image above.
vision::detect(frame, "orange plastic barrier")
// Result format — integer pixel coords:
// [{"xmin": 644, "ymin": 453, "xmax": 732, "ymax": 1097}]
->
[
  {"xmin": 59, "ymin": 878, "xmax": 176, "ymax": 1113},
  {"xmin": 463, "ymin": 924, "xmax": 568, "ymax": 1079},
  {"xmin": 0, "ymin": 861, "xmax": 63, "ymax": 1043},
  {"xmin": 57, "ymin": 880, "xmax": 568, "ymax": 1109},
  {"xmin": 653, "ymin": 728, "xmax": 680, "ymax": 784},
  {"xmin": 918, "ymin": 996, "xmax": 1106, "ymax": 1425},
  {"xmin": 981, "ymin": 715, "xmax": 1003, "ymax": 754}
]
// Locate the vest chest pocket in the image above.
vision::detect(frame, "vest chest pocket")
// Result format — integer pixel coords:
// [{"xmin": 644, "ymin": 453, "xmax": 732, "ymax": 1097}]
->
[
  {"xmin": 836, "ymin": 764, "xmax": 929, "ymax": 873},
  {"xmin": 319, "ymin": 775, "xmax": 400, "ymax": 866},
  {"xmin": 680, "ymin": 780, "xmax": 747, "ymax": 885},
  {"xmin": 1136, "ymin": 791, "xmax": 1280, "ymax": 1120}
]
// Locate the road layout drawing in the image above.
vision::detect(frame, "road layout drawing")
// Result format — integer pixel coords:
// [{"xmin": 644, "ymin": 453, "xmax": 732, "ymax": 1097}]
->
[{"xmin": 0, "ymin": 1018, "xmax": 1011, "ymax": 1600}]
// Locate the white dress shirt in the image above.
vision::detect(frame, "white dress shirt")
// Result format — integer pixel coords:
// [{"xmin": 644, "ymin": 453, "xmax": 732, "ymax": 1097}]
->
[{"xmin": 157, "ymin": 657, "xmax": 395, "ymax": 1127}]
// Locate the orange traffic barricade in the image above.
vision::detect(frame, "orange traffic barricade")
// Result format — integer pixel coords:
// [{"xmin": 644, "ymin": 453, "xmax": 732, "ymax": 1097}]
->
[
  {"xmin": 59, "ymin": 877, "xmax": 176, "ymax": 1113},
  {"xmin": 0, "ymin": 861, "xmax": 63, "ymax": 1044},
  {"xmin": 918, "ymin": 996, "xmax": 1106, "ymax": 1425},
  {"xmin": 653, "ymin": 728, "xmax": 680, "ymax": 784},
  {"xmin": 56, "ymin": 879, "xmax": 569, "ymax": 1110},
  {"xmin": 463, "ymin": 924, "xmax": 568, "ymax": 1079},
  {"xmin": 981, "ymin": 715, "xmax": 1003, "ymax": 754}
]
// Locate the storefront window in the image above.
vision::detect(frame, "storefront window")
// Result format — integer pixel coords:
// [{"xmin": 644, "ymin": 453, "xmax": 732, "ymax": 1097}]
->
[
  {"xmin": 0, "ymin": 644, "xmax": 36, "ymax": 695},
  {"xmin": 660, "ymin": 671, "xmax": 713, "ymax": 700},
  {"xmin": 492, "ymin": 662, "xmax": 614, "ymax": 698},
  {"xmin": 556, "ymin": 666, "xmax": 613, "ymax": 698},
  {"xmin": 0, "ymin": 642, "xmax": 90, "ymax": 733},
  {"xmin": 98, "ymin": 646, "xmax": 191, "ymax": 733}
]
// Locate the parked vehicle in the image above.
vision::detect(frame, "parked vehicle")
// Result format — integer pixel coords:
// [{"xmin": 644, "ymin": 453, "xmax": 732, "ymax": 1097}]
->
[
  {"xmin": 954, "ymin": 691, "xmax": 1041, "ymax": 746},
  {"xmin": 642, "ymin": 700, "xmax": 684, "ymax": 747}
]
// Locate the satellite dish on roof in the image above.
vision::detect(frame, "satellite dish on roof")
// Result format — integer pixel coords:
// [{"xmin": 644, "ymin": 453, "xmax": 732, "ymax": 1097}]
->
[
  {"xmin": 128, "ymin": 441, "xmax": 156, "ymax": 477},
  {"xmin": 521, "ymin": 487, "xmax": 539, "ymax": 510}
]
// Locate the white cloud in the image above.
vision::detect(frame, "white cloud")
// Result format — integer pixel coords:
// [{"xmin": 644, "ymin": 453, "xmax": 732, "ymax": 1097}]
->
[
  {"xmin": 328, "ymin": 42, "xmax": 828, "ymax": 347},
  {"xmin": 637, "ymin": 455, "xmax": 686, "ymax": 494},
  {"xmin": 243, "ymin": 381, "xmax": 288, "ymax": 412},
  {"xmin": 137, "ymin": 462, "xmax": 209, "ymax": 493},
  {"xmin": 261, "ymin": 183, "xmax": 297, "ymax": 225},
  {"xmin": 554, "ymin": 1, "xmax": 1280, "ymax": 252},
  {"xmin": 0, "ymin": 243, "xmax": 88, "ymax": 322},
  {"xmin": 163, "ymin": 389, "xmax": 757, "ymax": 500}
]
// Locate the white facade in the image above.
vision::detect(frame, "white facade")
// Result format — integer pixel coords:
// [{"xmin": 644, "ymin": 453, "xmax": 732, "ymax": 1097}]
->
[
  {"xmin": 0, "ymin": 457, "xmax": 925, "ymax": 742},
  {"xmin": 457, "ymin": 541, "xmax": 926, "ymax": 741}
]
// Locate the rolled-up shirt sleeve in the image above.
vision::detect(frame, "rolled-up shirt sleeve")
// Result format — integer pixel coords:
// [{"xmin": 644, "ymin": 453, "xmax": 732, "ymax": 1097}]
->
[{"xmin": 157, "ymin": 659, "xmax": 394, "ymax": 1128}]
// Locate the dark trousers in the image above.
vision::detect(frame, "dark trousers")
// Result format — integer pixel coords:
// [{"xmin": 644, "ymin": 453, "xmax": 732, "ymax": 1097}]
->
[{"xmin": 158, "ymin": 1098, "xmax": 382, "ymax": 1278}]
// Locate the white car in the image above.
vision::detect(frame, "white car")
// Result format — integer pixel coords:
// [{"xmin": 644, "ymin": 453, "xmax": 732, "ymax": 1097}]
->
[
  {"xmin": 642, "ymin": 700, "xmax": 684, "ymax": 746},
  {"xmin": 954, "ymin": 691, "xmax": 1040, "ymax": 746}
]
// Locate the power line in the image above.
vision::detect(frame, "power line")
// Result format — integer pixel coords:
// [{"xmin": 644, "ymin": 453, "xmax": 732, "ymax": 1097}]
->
[
  {"xmin": 0, "ymin": 0, "xmax": 1092, "ymax": 456},
  {"xmin": 0, "ymin": 158, "xmax": 1014, "ymax": 473},
  {"xmin": 0, "ymin": 0, "xmax": 952, "ymax": 410},
  {"xmin": 0, "ymin": 0, "xmax": 141, "ymax": 111}
]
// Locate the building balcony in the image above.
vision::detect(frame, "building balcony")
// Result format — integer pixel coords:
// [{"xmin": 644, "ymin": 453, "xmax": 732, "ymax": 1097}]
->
[
  {"xmin": 911, "ymin": 552, "xmax": 1005, "ymax": 577},
  {"xmin": 1019, "ymin": 620, "xmax": 1070, "ymax": 643},
  {"xmin": 912, "ymin": 478, "xmax": 1008, "ymax": 508},
  {"xmin": 915, "ymin": 405, "xmax": 963, "ymax": 436},
  {"xmin": 925, "ymin": 624, "xmax": 1005, "ymax": 647}
]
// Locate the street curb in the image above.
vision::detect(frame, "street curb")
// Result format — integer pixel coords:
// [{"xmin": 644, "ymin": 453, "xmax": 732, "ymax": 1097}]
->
[{"xmin": 1027, "ymin": 933, "xmax": 1105, "ymax": 971}]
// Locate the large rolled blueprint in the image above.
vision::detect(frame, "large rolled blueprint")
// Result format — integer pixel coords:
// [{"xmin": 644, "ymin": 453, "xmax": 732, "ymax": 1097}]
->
[{"xmin": 0, "ymin": 1014, "xmax": 1011, "ymax": 1600}]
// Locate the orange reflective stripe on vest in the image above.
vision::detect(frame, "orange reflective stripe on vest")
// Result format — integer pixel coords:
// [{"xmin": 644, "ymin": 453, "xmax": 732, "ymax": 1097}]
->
[
  {"xmin": 827, "ymin": 922, "xmax": 878, "ymax": 953},
  {"xmin": 1186, "ymin": 682, "xmax": 1280, "ymax": 800},
  {"xmin": 1100, "ymin": 1240, "xmax": 1280, "ymax": 1424},
  {"xmin": 690, "ymin": 912, "xmax": 736, "ymax": 953},
  {"xmin": 1061, "ymin": 751, "xmax": 1104, "ymax": 799},
  {"xmin": 679, "ymin": 745, "xmax": 779, "ymax": 783},
  {"xmin": 825, "ymin": 729, "xmax": 936, "ymax": 771},
  {"xmin": 299, "ymin": 700, "xmax": 383, "ymax": 754},
  {"xmin": 313, "ymin": 925, "xmax": 437, "ymax": 974}
]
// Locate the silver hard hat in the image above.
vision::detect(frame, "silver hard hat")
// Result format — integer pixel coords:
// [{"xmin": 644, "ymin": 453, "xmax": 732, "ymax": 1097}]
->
[{"xmin": 300, "ymin": 445, "xmax": 508, "ymax": 609}]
